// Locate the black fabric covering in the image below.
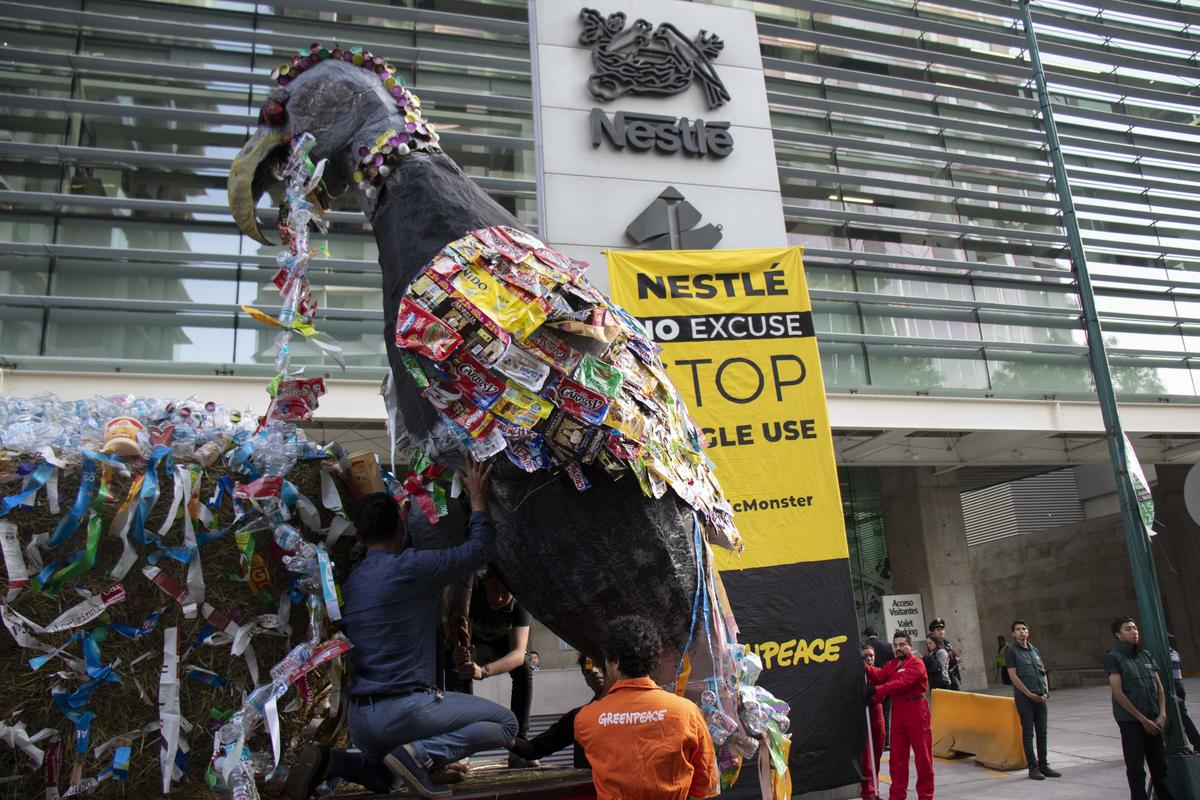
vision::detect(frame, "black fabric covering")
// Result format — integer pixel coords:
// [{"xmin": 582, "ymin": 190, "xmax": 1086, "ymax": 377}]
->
[{"xmin": 721, "ymin": 560, "xmax": 865, "ymax": 797}]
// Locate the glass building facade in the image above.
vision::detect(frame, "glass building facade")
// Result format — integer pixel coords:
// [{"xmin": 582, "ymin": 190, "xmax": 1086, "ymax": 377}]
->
[{"xmin": 3, "ymin": 0, "xmax": 1199, "ymax": 401}]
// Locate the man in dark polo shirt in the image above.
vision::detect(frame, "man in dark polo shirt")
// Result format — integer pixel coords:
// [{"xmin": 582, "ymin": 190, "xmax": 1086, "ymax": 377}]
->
[
  {"xmin": 285, "ymin": 459, "xmax": 518, "ymax": 800},
  {"xmin": 446, "ymin": 564, "xmax": 536, "ymax": 767},
  {"xmin": 1005, "ymin": 619, "xmax": 1061, "ymax": 780},
  {"xmin": 1105, "ymin": 616, "xmax": 1175, "ymax": 800}
]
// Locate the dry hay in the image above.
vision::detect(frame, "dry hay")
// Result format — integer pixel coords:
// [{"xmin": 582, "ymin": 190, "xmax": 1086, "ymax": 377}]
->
[{"xmin": 0, "ymin": 456, "xmax": 358, "ymax": 798}]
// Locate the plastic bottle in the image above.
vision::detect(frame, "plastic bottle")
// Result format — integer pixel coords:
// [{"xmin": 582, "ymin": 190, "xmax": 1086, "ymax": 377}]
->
[
  {"xmin": 282, "ymin": 554, "xmax": 317, "ymax": 575},
  {"xmin": 727, "ymin": 732, "xmax": 760, "ymax": 759},
  {"xmin": 194, "ymin": 433, "xmax": 231, "ymax": 467},
  {"xmin": 269, "ymin": 643, "xmax": 313, "ymax": 683},
  {"xmin": 272, "ymin": 331, "xmax": 292, "ymax": 374},
  {"xmin": 272, "ymin": 524, "xmax": 303, "ymax": 552},
  {"xmin": 229, "ymin": 758, "xmax": 260, "ymax": 800}
]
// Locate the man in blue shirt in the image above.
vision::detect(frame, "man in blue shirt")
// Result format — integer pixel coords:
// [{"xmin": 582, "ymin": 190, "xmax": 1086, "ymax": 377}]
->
[{"xmin": 285, "ymin": 459, "xmax": 517, "ymax": 800}]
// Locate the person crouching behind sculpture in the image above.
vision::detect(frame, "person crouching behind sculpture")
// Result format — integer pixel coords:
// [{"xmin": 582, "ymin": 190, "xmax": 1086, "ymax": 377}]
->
[
  {"xmin": 574, "ymin": 615, "xmax": 719, "ymax": 799},
  {"xmin": 285, "ymin": 458, "xmax": 517, "ymax": 800}
]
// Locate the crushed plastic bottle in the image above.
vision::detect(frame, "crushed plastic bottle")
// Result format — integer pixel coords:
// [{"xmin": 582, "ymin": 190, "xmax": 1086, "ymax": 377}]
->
[
  {"xmin": 272, "ymin": 524, "xmax": 303, "ymax": 552},
  {"xmin": 229, "ymin": 757, "xmax": 260, "ymax": 800},
  {"xmin": 270, "ymin": 643, "xmax": 313, "ymax": 683},
  {"xmin": 250, "ymin": 423, "xmax": 300, "ymax": 476}
]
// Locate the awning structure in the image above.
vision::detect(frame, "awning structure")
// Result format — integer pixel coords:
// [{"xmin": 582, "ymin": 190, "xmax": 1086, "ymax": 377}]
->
[{"xmin": 5, "ymin": 370, "xmax": 1198, "ymax": 471}]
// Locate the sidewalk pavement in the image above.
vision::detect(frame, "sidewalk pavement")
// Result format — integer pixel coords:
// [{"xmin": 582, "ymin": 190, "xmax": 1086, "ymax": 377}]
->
[{"xmin": 877, "ymin": 677, "xmax": 1199, "ymax": 799}]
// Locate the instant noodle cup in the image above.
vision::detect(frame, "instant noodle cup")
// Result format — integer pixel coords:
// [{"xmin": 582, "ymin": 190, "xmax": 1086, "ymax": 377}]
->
[
  {"xmin": 345, "ymin": 451, "xmax": 387, "ymax": 500},
  {"xmin": 102, "ymin": 416, "xmax": 143, "ymax": 457}
]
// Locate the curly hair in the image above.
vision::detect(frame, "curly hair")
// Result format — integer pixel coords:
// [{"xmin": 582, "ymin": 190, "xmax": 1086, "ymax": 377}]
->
[
  {"xmin": 353, "ymin": 492, "xmax": 401, "ymax": 543},
  {"xmin": 602, "ymin": 615, "xmax": 662, "ymax": 678}
]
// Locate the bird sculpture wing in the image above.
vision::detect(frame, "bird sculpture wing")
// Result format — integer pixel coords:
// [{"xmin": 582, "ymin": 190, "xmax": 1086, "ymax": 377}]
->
[{"xmin": 392, "ymin": 225, "xmax": 742, "ymax": 553}]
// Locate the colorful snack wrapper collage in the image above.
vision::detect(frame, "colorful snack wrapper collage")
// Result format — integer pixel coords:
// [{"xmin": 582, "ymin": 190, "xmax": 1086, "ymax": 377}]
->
[{"xmin": 392, "ymin": 226, "xmax": 742, "ymax": 552}]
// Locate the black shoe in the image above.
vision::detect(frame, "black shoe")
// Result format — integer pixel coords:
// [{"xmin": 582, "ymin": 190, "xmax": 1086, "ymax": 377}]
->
[
  {"xmin": 384, "ymin": 748, "xmax": 452, "ymax": 799},
  {"xmin": 1028, "ymin": 766, "xmax": 1045, "ymax": 781},
  {"xmin": 507, "ymin": 752, "xmax": 541, "ymax": 769},
  {"xmin": 1039, "ymin": 764, "xmax": 1062, "ymax": 778},
  {"xmin": 284, "ymin": 744, "xmax": 330, "ymax": 800}
]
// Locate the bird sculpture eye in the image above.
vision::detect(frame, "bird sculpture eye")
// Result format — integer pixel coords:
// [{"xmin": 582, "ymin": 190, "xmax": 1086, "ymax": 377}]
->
[{"xmin": 260, "ymin": 100, "xmax": 287, "ymax": 127}]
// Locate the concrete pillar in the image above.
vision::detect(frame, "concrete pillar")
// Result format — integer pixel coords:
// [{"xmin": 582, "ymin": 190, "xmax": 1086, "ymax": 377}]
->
[
  {"xmin": 1150, "ymin": 465, "xmax": 1200, "ymax": 671},
  {"xmin": 880, "ymin": 466, "xmax": 987, "ymax": 690}
]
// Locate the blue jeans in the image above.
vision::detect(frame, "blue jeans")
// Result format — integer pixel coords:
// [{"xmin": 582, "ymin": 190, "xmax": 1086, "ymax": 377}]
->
[{"xmin": 348, "ymin": 688, "xmax": 518, "ymax": 768}]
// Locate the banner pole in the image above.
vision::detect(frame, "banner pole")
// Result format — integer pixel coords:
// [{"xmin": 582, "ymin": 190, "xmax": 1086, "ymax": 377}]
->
[{"xmin": 1018, "ymin": 0, "xmax": 1190, "ymax": 768}]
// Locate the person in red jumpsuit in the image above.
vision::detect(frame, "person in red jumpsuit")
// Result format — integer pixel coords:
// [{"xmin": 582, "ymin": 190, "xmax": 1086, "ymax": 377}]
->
[
  {"xmin": 866, "ymin": 631, "xmax": 933, "ymax": 800},
  {"xmin": 861, "ymin": 642, "xmax": 887, "ymax": 800}
]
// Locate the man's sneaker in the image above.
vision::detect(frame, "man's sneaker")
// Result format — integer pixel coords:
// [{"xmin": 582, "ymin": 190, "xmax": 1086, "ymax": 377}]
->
[
  {"xmin": 1028, "ymin": 766, "xmax": 1045, "ymax": 781},
  {"xmin": 384, "ymin": 747, "xmax": 452, "ymax": 799},
  {"xmin": 1039, "ymin": 764, "xmax": 1062, "ymax": 778},
  {"xmin": 284, "ymin": 744, "xmax": 330, "ymax": 800}
]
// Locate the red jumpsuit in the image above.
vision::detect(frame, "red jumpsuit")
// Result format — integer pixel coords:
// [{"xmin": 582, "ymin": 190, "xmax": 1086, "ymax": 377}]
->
[
  {"xmin": 867, "ymin": 655, "xmax": 933, "ymax": 800},
  {"xmin": 861, "ymin": 689, "xmax": 886, "ymax": 799}
]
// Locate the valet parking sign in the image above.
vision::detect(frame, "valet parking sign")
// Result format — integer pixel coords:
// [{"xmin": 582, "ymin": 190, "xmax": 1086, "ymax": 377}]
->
[
  {"xmin": 609, "ymin": 246, "xmax": 864, "ymax": 795},
  {"xmin": 884, "ymin": 593, "xmax": 927, "ymax": 642}
]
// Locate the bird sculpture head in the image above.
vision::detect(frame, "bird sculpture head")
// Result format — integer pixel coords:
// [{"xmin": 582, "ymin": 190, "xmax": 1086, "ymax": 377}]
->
[{"xmin": 228, "ymin": 45, "xmax": 443, "ymax": 245}]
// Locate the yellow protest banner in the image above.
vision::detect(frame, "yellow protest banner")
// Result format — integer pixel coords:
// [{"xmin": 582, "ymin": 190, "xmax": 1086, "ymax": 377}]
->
[{"xmin": 607, "ymin": 247, "xmax": 847, "ymax": 570}]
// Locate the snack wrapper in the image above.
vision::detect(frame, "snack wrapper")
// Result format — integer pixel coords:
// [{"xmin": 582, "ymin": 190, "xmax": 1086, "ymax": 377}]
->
[
  {"xmin": 452, "ymin": 264, "xmax": 546, "ymax": 341},
  {"xmin": 446, "ymin": 352, "xmax": 506, "ymax": 409},
  {"xmin": 495, "ymin": 341, "xmax": 551, "ymax": 391},
  {"xmin": 524, "ymin": 329, "xmax": 583, "ymax": 374},
  {"xmin": 491, "ymin": 384, "xmax": 553, "ymax": 430},
  {"xmin": 395, "ymin": 297, "xmax": 462, "ymax": 360},
  {"xmin": 542, "ymin": 374, "xmax": 611, "ymax": 426},
  {"xmin": 506, "ymin": 435, "xmax": 554, "ymax": 473},
  {"xmin": 575, "ymin": 354, "xmax": 624, "ymax": 398},
  {"xmin": 544, "ymin": 411, "xmax": 605, "ymax": 463}
]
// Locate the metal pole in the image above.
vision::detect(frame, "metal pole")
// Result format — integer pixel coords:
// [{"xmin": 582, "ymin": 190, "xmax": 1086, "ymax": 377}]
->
[{"xmin": 1016, "ymin": 0, "xmax": 1187, "ymax": 757}]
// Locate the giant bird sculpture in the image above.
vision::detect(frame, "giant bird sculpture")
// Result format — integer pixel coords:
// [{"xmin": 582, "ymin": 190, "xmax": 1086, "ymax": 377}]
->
[{"xmin": 228, "ymin": 44, "xmax": 741, "ymax": 666}]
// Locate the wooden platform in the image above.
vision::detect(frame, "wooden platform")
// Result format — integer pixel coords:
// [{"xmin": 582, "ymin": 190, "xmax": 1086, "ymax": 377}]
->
[{"xmin": 336, "ymin": 765, "xmax": 596, "ymax": 799}]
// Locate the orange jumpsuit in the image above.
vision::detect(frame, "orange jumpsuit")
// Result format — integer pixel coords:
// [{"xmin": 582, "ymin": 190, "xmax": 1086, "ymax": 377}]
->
[
  {"xmin": 867, "ymin": 656, "xmax": 933, "ymax": 800},
  {"xmin": 574, "ymin": 676, "xmax": 718, "ymax": 800}
]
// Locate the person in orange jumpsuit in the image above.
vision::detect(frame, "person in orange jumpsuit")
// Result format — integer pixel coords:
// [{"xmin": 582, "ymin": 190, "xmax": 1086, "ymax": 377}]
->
[
  {"xmin": 574, "ymin": 615, "xmax": 718, "ymax": 800},
  {"xmin": 861, "ymin": 642, "xmax": 887, "ymax": 800},
  {"xmin": 866, "ymin": 631, "xmax": 933, "ymax": 800}
]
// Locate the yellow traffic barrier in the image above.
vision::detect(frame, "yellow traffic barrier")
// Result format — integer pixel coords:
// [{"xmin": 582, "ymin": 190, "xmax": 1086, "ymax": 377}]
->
[{"xmin": 930, "ymin": 689, "xmax": 1026, "ymax": 770}]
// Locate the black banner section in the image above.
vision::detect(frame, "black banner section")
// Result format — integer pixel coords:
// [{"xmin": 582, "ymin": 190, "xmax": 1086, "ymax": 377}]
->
[
  {"xmin": 637, "ymin": 311, "xmax": 815, "ymax": 344},
  {"xmin": 722, "ymin": 559, "xmax": 865, "ymax": 798}
]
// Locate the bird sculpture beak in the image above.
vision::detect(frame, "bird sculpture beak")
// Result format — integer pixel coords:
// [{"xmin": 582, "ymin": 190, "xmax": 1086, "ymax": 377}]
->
[{"xmin": 228, "ymin": 126, "xmax": 292, "ymax": 246}]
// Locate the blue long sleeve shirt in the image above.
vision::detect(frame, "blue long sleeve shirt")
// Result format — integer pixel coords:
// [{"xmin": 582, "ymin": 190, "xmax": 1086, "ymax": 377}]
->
[{"xmin": 340, "ymin": 510, "xmax": 494, "ymax": 696}]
